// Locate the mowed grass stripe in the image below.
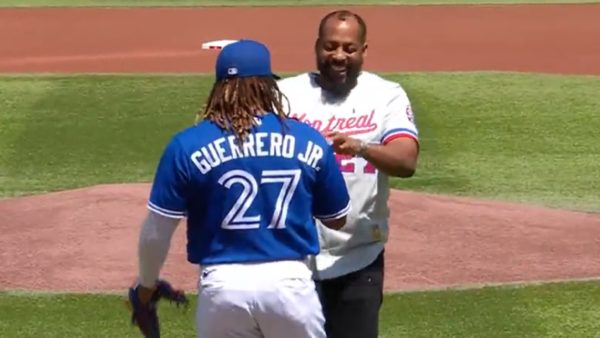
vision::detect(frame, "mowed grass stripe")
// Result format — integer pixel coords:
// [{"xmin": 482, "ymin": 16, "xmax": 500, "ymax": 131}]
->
[
  {"xmin": 0, "ymin": 75, "xmax": 207, "ymax": 197},
  {"xmin": 392, "ymin": 72, "xmax": 600, "ymax": 211},
  {"xmin": 0, "ymin": 73, "xmax": 598, "ymax": 211},
  {"xmin": 1, "ymin": 280, "xmax": 600, "ymax": 337}
]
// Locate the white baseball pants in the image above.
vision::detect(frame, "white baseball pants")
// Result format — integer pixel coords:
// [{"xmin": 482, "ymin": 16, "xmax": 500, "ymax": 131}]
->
[{"xmin": 195, "ymin": 260, "xmax": 326, "ymax": 338}]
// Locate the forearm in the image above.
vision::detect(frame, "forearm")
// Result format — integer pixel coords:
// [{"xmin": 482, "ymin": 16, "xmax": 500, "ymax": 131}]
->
[
  {"xmin": 327, "ymin": 131, "xmax": 419, "ymax": 177},
  {"xmin": 138, "ymin": 211, "xmax": 180, "ymax": 288},
  {"xmin": 361, "ymin": 139, "xmax": 419, "ymax": 177}
]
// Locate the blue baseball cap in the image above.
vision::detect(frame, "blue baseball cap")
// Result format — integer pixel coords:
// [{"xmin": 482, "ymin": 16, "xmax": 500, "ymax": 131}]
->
[{"xmin": 215, "ymin": 39, "xmax": 280, "ymax": 81}]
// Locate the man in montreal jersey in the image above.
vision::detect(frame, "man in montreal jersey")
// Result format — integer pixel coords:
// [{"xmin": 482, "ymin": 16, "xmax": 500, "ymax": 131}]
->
[
  {"xmin": 131, "ymin": 39, "xmax": 351, "ymax": 338},
  {"xmin": 277, "ymin": 10, "xmax": 421, "ymax": 338}
]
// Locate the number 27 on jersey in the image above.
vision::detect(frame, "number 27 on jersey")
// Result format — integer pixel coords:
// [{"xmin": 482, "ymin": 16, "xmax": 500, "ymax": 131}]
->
[{"xmin": 218, "ymin": 169, "xmax": 301, "ymax": 230}]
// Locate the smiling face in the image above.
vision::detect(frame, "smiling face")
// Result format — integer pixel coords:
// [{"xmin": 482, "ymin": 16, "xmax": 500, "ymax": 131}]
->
[{"xmin": 315, "ymin": 14, "xmax": 368, "ymax": 97}]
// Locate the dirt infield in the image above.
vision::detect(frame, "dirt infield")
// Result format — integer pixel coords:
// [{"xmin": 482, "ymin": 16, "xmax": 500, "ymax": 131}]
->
[
  {"xmin": 1, "ymin": 184, "xmax": 599, "ymax": 293},
  {"xmin": 1, "ymin": 4, "xmax": 599, "ymax": 293},
  {"xmin": 2, "ymin": 4, "xmax": 600, "ymax": 74}
]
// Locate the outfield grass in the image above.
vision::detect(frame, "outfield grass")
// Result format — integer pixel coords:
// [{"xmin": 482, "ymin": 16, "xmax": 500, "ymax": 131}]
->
[
  {"xmin": 1, "ymin": 280, "xmax": 600, "ymax": 337},
  {"xmin": 0, "ymin": 72, "xmax": 599, "ymax": 211},
  {"xmin": 392, "ymin": 72, "xmax": 600, "ymax": 211},
  {"xmin": 0, "ymin": 75, "xmax": 208, "ymax": 197},
  {"xmin": 1, "ymin": 0, "xmax": 599, "ymax": 7}
]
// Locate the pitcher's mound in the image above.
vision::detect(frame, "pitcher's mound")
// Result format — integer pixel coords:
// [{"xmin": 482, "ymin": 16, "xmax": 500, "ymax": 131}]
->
[{"xmin": 1, "ymin": 184, "xmax": 599, "ymax": 293}]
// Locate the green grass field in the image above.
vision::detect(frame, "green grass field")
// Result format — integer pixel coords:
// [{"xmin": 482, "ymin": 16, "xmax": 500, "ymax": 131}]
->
[
  {"xmin": 2, "ymin": 1, "xmax": 599, "ymax": 335},
  {"xmin": 1, "ymin": 0, "xmax": 599, "ymax": 7},
  {"xmin": 2, "ymin": 280, "xmax": 600, "ymax": 337},
  {"xmin": 1, "ymin": 72, "xmax": 599, "ymax": 211}
]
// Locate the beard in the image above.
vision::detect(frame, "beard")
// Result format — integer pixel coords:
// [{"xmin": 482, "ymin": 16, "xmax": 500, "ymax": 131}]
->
[{"xmin": 316, "ymin": 58, "xmax": 361, "ymax": 97}]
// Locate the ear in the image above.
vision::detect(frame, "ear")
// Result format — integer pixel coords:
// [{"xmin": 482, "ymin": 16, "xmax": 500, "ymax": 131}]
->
[
  {"xmin": 362, "ymin": 42, "xmax": 368, "ymax": 57},
  {"xmin": 314, "ymin": 38, "xmax": 321, "ymax": 51}
]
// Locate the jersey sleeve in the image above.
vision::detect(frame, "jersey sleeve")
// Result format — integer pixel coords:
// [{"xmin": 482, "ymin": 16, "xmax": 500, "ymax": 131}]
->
[
  {"xmin": 312, "ymin": 143, "xmax": 351, "ymax": 221},
  {"xmin": 379, "ymin": 87, "xmax": 420, "ymax": 146},
  {"xmin": 147, "ymin": 136, "xmax": 190, "ymax": 219}
]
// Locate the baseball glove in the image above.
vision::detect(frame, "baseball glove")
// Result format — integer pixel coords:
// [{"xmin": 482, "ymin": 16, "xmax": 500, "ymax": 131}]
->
[{"xmin": 127, "ymin": 279, "xmax": 189, "ymax": 338}]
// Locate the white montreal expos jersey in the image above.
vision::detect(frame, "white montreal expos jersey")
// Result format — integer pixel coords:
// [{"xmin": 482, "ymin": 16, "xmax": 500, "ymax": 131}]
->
[{"xmin": 277, "ymin": 71, "xmax": 419, "ymax": 280}]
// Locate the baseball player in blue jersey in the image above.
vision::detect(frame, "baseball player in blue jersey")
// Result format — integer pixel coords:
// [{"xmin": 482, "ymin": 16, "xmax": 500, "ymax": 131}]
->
[{"xmin": 127, "ymin": 39, "xmax": 351, "ymax": 338}]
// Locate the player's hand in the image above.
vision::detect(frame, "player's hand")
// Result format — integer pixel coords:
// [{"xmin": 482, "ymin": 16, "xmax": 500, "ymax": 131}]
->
[
  {"xmin": 136, "ymin": 285, "xmax": 157, "ymax": 305},
  {"xmin": 126, "ymin": 279, "xmax": 189, "ymax": 338},
  {"xmin": 325, "ymin": 131, "xmax": 363, "ymax": 156}
]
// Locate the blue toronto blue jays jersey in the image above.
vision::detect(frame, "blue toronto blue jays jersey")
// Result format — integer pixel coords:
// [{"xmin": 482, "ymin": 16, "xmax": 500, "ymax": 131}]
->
[{"xmin": 147, "ymin": 114, "xmax": 351, "ymax": 265}]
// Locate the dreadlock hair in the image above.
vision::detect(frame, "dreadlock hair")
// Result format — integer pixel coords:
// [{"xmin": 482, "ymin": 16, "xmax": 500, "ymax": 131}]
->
[{"xmin": 199, "ymin": 76, "xmax": 289, "ymax": 142}]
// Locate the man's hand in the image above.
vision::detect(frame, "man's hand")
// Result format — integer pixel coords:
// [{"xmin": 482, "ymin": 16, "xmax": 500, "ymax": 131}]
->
[
  {"xmin": 127, "ymin": 279, "xmax": 189, "ymax": 338},
  {"xmin": 137, "ymin": 285, "xmax": 157, "ymax": 305},
  {"xmin": 326, "ymin": 131, "xmax": 365, "ymax": 156},
  {"xmin": 325, "ymin": 131, "xmax": 418, "ymax": 177}
]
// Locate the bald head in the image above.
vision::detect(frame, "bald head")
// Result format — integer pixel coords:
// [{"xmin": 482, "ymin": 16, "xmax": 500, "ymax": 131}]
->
[
  {"xmin": 314, "ymin": 10, "xmax": 368, "ymax": 97},
  {"xmin": 318, "ymin": 10, "xmax": 367, "ymax": 44}
]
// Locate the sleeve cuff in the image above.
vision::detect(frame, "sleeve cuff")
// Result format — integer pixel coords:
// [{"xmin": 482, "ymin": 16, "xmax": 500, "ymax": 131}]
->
[
  {"xmin": 147, "ymin": 201, "xmax": 186, "ymax": 219},
  {"xmin": 315, "ymin": 201, "xmax": 351, "ymax": 222},
  {"xmin": 381, "ymin": 128, "xmax": 419, "ymax": 145}
]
